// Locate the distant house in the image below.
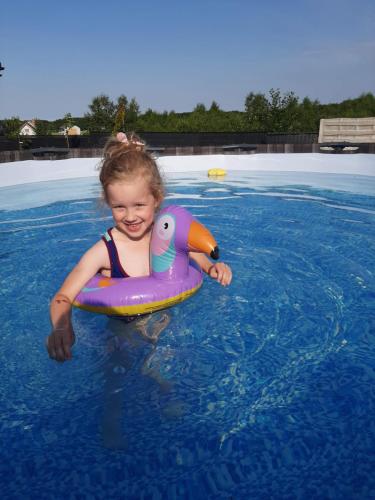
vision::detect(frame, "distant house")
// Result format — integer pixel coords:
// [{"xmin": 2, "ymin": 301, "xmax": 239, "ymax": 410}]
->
[
  {"xmin": 20, "ymin": 120, "xmax": 37, "ymax": 136},
  {"xmin": 58, "ymin": 125, "xmax": 81, "ymax": 136},
  {"xmin": 67, "ymin": 125, "xmax": 81, "ymax": 136}
]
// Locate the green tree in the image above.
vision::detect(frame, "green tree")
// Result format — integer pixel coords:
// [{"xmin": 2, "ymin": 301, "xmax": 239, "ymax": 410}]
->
[
  {"xmin": 320, "ymin": 92, "xmax": 375, "ymax": 119},
  {"xmin": 126, "ymin": 97, "xmax": 140, "ymax": 131},
  {"xmin": 193, "ymin": 103, "xmax": 206, "ymax": 113},
  {"xmin": 136, "ymin": 108, "xmax": 158, "ymax": 132},
  {"xmin": 117, "ymin": 94, "xmax": 128, "ymax": 109},
  {"xmin": 245, "ymin": 89, "xmax": 302, "ymax": 132},
  {"xmin": 85, "ymin": 94, "xmax": 116, "ymax": 133},
  {"xmin": 296, "ymin": 97, "xmax": 321, "ymax": 132},
  {"xmin": 244, "ymin": 92, "xmax": 269, "ymax": 130},
  {"xmin": 209, "ymin": 101, "xmax": 220, "ymax": 112},
  {"xmin": 63, "ymin": 113, "xmax": 73, "ymax": 129},
  {"xmin": 35, "ymin": 119, "xmax": 51, "ymax": 135},
  {"xmin": 3, "ymin": 116, "xmax": 22, "ymax": 139},
  {"xmin": 268, "ymin": 88, "xmax": 299, "ymax": 132},
  {"xmin": 113, "ymin": 101, "xmax": 126, "ymax": 134}
]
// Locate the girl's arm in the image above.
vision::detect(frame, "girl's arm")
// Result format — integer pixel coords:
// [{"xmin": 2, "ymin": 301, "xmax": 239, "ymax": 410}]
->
[
  {"xmin": 189, "ymin": 252, "xmax": 232, "ymax": 287},
  {"xmin": 47, "ymin": 240, "xmax": 108, "ymax": 362}
]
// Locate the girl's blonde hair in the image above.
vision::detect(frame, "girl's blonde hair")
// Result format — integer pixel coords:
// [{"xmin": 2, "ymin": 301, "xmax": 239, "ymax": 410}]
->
[{"xmin": 99, "ymin": 132, "xmax": 165, "ymax": 204}]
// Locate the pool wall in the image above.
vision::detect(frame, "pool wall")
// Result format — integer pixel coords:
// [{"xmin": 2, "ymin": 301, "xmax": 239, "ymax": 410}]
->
[{"xmin": 0, "ymin": 154, "xmax": 375, "ymax": 188}]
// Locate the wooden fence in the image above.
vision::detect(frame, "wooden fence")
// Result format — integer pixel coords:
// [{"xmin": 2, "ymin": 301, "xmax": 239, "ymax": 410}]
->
[{"xmin": 1, "ymin": 142, "xmax": 375, "ymax": 163}]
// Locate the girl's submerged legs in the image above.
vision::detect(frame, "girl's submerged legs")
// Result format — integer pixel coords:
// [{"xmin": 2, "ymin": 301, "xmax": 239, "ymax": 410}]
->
[{"xmin": 101, "ymin": 311, "xmax": 172, "ymax": 449}]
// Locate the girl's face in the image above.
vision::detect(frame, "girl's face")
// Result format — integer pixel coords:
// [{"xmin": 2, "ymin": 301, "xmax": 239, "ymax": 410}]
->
[{"xmin": 106, "ymin": 176, "xmax": 159, "ymax": 240}]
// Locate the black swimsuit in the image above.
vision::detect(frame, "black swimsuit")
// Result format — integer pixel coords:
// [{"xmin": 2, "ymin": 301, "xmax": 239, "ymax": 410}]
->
[
  {"xmin": 102, "ymin": 228, "xmax": 138, "ymax": 322},
  {"xmin": 102, "ymin": 228, "xmax": 130, "ymax": 278}
]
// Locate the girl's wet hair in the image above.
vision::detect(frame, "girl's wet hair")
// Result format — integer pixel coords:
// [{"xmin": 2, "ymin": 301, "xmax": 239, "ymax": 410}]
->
[{"xmin": 99, "ymin": 132, "xmax": 165, "ymax": 204}]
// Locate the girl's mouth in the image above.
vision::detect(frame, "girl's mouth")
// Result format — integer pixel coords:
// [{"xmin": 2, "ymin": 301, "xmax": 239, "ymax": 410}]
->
[{"xmin": 125, "ymin": 222, "xmax": 142, "ymax": 232}]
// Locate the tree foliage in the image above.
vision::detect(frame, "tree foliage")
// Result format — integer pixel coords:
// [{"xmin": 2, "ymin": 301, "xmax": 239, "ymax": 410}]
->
[
  {"xmin": 318, "ymin": 92, "xmax": 375, "ymax": 119},
  {"xmin": 85, "ymin": 94, "xmax": 116, "ymax": 133},
  {"xmin": 84, "ymin": 94, "xmax": 141, "ymax": 134},
  {"xmin": 209, "ymin": 101, "xmax": 220, "ymax": 112},
  {"xmin": 126, "ymin": 98, "xmax": 140, "ymax": 131},
  {"xmin": 245, "ymin": 89, "xmax": 300, "ymax": 132},
  {"xmin": 3, "ymin": 92, "xmax": 374, "ymax": 137},
  {"xmin": 34, "ymin": 119, "xmax": 52, "ymax": 135},
  {"xmin": 193, "ymin": 103, "xmax": 207, "ymax": 113},
  {"xmin": 63, "ymin": 113, "xmax": 73, "ymax": 129},
  {"xmin": 112, "ymin": 101, "xmax": 126, "ymax": 134},
  {"xmin": 245, "ymin": 92, "xmax": 270, "ymax": 131},
  {"xmin": 3, "ymin": 116, "xmax": 22, "ymax": 139}
]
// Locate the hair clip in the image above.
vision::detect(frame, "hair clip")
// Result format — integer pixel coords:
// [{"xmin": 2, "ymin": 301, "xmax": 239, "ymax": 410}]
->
[
  {"xmin": 116, "ymin": 131, "xmax": 144, "ymax": 148},
  {"xmin": 116, "ymin": 132, "xmax": 129, "ymax": 144}
]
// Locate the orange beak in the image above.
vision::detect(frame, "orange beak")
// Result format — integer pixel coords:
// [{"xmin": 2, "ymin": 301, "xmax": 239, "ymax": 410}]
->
[{"xmin": 188, "ymin": 220, "xmax": 219, "ymax": 260}]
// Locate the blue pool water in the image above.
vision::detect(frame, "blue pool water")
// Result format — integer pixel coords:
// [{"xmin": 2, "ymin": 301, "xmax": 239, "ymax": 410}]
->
[{"xmin": 1, "ymin": 171, "xmax": 375, "ymax": 499}]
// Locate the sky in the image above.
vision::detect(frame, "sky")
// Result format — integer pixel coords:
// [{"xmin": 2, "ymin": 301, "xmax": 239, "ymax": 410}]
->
[{"xmin": 1, "ymin": 0, "xmax": 374, "ymax": 120}]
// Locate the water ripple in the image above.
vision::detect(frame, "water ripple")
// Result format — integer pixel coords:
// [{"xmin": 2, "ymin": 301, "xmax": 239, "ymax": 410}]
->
[{"xmin": 1, "ymin": 174, "xmax": 374, "ymax": 497}]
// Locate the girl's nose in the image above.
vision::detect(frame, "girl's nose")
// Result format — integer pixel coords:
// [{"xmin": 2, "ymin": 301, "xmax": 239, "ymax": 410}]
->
[{"xmin": 124, "ymin": 209, "xmax": 136, "ymax": 222}]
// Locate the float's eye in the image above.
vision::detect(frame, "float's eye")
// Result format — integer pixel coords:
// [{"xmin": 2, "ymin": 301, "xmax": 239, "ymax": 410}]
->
[{"xmin": 156, "ymin": 214, "xmax": 175, "ymax": 240}]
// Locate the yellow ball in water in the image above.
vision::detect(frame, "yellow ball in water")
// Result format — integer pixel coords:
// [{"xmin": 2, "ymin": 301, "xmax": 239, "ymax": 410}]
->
[{"xmin": 208, "ymin": 168, "xmax": 227, "ymax": 177}]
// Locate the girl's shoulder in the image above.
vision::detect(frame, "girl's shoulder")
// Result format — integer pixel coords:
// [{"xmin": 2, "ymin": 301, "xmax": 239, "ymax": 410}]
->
[{"xmin": 78, "ymin": 238, "xmax": 108, "ymax": 266}]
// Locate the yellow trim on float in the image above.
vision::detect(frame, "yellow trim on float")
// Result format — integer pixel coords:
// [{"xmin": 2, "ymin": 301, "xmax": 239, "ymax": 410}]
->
[{"xmin": 73, "ymin": 283, "xmax": 202, "ymax": 316}]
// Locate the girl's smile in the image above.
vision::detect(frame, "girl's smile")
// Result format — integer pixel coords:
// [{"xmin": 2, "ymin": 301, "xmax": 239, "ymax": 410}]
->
[{"xmin": 125, "ymin": 221, "xmax": 143, "ymax": 233}]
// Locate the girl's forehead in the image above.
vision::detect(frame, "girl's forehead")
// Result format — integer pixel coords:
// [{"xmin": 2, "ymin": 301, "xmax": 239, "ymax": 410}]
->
[{"xmin": 106, "ymin": 176, "xmax": 153, "ymax": 199}]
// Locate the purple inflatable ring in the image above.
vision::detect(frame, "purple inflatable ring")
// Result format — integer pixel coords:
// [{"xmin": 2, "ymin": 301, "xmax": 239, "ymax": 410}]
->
[{"xmin": 73, "ymin": 205, "xmax": 219, "ymax": 316}]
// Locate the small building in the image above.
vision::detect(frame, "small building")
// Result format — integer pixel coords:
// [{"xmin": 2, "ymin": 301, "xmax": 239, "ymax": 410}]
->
[
  {"xmin": 67, "ymin": 125, "xmax": 81, "ymax": 136},
  {"xmin": 58, "ymin": 125, "xmax": 81, "ymax": 136},
  {"xmin": 20, "ymin": 120, "xmax": 37, "ymax": 136}
]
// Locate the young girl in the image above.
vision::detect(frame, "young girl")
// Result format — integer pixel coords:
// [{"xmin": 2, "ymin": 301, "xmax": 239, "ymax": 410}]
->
[{"xmin": 46, "ymin": 132, "xmax": 233, "ymax": 362}]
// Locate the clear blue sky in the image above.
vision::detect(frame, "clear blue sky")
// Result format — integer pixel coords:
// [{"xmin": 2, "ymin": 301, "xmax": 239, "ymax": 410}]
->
[{"xmin": 1, "ymin": 0, "xmax": 374, "ymax": 120}]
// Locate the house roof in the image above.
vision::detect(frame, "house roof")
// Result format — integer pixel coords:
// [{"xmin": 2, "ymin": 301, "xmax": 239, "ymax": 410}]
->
[{"xmin": 21, "ymin": 120, "xmax": 37, "ymax": 131}]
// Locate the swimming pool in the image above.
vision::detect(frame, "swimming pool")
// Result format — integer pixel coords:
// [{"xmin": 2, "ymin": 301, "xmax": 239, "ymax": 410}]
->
[{"xmin": 1, "ymin": 157, "xmax": 374, "ymax": 499}]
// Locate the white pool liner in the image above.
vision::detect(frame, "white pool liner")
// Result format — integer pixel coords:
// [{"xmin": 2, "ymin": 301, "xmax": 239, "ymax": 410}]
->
[{"xmin": 0, "ymin": 154, "xmax": 375, "ymax": 188}]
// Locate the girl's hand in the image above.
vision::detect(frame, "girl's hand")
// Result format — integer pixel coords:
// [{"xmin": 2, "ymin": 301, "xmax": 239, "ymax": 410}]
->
[
  {"xmin": 208, "ymin": 262, "xmax": 232, "ymax": 286},
  {"xmin": 46, "ymin": 324, "xmax": 76, "ymax": 362}
]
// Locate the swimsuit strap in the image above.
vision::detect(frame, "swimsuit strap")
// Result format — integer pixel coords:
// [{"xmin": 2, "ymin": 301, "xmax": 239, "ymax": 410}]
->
[{"xmin": 102, "ymin": 228, "xmax": 129, "ymax": 278}]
